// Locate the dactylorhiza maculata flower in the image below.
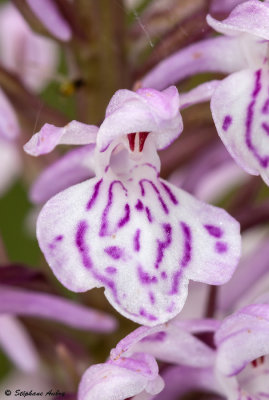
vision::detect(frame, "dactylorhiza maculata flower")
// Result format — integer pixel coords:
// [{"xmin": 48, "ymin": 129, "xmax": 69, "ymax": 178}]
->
[
  {"xmin": 142, "ymin": 0, "xmax": 269, "ymax": 185},
  {"xmin": 77, "ymin": 303, "xmax": 269, "ymax": 400},
  {"xmin": 24, "ymin": 86, "xmax": 241, "ymax": 326}
]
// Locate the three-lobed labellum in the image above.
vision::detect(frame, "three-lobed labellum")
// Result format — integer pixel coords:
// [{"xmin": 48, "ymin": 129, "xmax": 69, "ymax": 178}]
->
[{"xmin": 37, "ymin": 139, "xmax": 241, "ymax": 326}]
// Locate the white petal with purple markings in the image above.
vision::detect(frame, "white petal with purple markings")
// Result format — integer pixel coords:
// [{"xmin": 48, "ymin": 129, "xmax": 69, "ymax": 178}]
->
[
  {"xmin": 211, "ymin": 68, "xmax": 269, "ymax": 184},
  {"xmin": 37, "ymin": 140, "xmax": 241, "ymax": 326}
]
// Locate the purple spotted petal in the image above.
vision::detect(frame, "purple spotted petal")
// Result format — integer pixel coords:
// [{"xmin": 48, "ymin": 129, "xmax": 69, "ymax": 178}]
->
[
  {"xmin": 78, "ymin": 353, "xmax": 164, "ymax": 400},
  {"xmin": 24, "ymin": 121, "xmax": 98, "ymax": 156},
  {"xmin": 0, "ymin": 315, "xmax": 39, "ymax": 372},
  {"xmin": 215, "ymin": 304, "xmax": 269, "ymax": 377},
  {"xmin": 36, "ymin": 143, "xmax": 241, "ymax": 326},
  {"xmin": 25, "ymin": 0, "xmax": 72, "ymax": 41},
  {"xmin": 142, "ymin": 36, "xmax": 247, "ymax": 90},
  {"xmin": 207, "ymin": 0, "xmax": 269, "ymax": 39},
  {"xmin": 97, "ymin": 86, "xmax": 182, "ymax": 151},
  {"xmin": 0, "ymin": 285, "xmax": 117, "ymax": 333},
  {"xmin": 30, "ymin": 145, "xmax": 95, "ymax": 204},
  {"xmin": 211, "ymin": 68, "xmax": 269, "ymax": 185}
]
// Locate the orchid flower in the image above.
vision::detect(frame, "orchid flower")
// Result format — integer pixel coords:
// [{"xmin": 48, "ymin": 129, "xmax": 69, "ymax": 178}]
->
[
  {"xmin": 24, "ymin": 86, "xmax": 241, "ymax": 326},
  {"xmin": 215, "ymin": 303, "xmax": 269, "ymax": 399},
  {"xmin": 78, "ymin": 317, "xmax": 220, "ymax": 400},
  {"xmin": 142, "ymin": 0, "xmax": 269, "ymax": 185},
  {"xmin": 0, "ymin": 3, "xmax": 58, "ymax": 92}
]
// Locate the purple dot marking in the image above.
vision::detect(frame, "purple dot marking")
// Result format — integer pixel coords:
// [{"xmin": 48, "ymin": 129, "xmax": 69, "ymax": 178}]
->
[
  {"xmin": 86, "ymin": 179, "xmax": 102, "ymax": 210},
  {"xmin": 215, "ymin": 241, "xmax": 228, "ymax": 253},
  {"xmin": 161, "ymin": 271, "xmax": 167, "ymax": 279},
  {"xmin": 262, "ymin": 122, "xmax": 269, "ymax": 135},
  {"xmin": 76, "ymin": 221, "xmax": 92, "ymax": 269},
  {"xmin": 139, "ymin": 307, "xmax": 157, "ymax": 321},
  {"xmin": 49, "ymin": 235, "xmax": 63, "ymax": 250},
  {"xmin": 134, "ymin": 229, "xmax": 141, "ymax": 252},
  {"xmin": 104, "ymin": 246, "xmax": 123, "ymax": 260},
  {"xmin": 137, "ymin": 265, "xmax": 157, "ymax": 285},
  {"xmin": 245, "ymin": 69, "xmax": 269, "ymax": 168},
  {"xmin": 170, "ymin": 222, "xmax": 192, "ymax": 295},
  {"xmin": 145, "ymin": 207, "xmax": 153, "ymax": 223},
  {"xmin": 155, "ymin": 224, "xmax": 172, "ymax": 269},
  {"xmin": 204, "ymin": 224, "xmax": 223, "ymax": 238},
  {"xmin": 222, "ymin": 115, "xmax": 232, "ymax": 131},
  {"xmin": 135, "ymin": 199, "xmax": 144, "ymax": 211},
  {"xmin": 149, "ymin": 291, "xmax": 156, "ymax": 305},
  {"xmin": 118, "ymin": 204, "xmax": 130, "ymax": 228},
  {"xmin": 161, "ymin": 182, "xmax": 178, "ymax": 205},
  {"xmin": 105, "ymin": 266, "xmax": 117, "ymax": 274}
]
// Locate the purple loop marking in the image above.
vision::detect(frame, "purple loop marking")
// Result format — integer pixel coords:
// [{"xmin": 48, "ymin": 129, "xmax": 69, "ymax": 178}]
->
[
  {"xmin": 137, "ymin": 265, "xmax": 158, "ymax": 285},
  {"xmin": 155, "ymin": 224, "xmax": 172, "ymax": 269},
  {"xmin": 139, "ymin": 179, "xmax": 169, "ymax": 214},
  {"xmin": 134, "ymin": 229, "xmax": 141, "ymax": 252},
  {"xmin": 86, "ymin": 179, "xmax": 103, "ymax": 210}
]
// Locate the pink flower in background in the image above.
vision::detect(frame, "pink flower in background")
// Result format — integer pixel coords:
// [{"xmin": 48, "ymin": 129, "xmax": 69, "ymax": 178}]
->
[
  {"xmin": 24, "ymin": 87, "xmax": 241, "ymax": 326},
  {"xmin": 0, "ymin": 3, "xmax": 58, "ymax": 92}
]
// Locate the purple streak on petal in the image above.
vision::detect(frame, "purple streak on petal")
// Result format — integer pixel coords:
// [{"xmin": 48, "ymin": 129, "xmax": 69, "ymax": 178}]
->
[
  {"xmin": 118, "ymin": 204, "xmax": 130, "ymax": 228},
  {"xmin": 222, "ymin": 115, "xmax": 232, "ymax": 131},
  {"xmin": 76, "ymin": 220, "xmax": 92, "ymax": 269},
  {"xmin": 139, "ymin": 308, "xmax": 157, "ymax": 321},
  {"xmin": 215, "ymin": 241, "xmax": 228, "ymax": 253},
  {"xmin": 86, "ymin": 179, "xmax": 103, "ymax": 210},
  {"xmin": 26, "ymin": 0, "xmax": 72, "ymax": 41},
  {"xmin": 262, "ymin": 122, "xmax": 269, "ymax": 135},
  {"xmin": 180, "ymin": 222, "xmax": 192, "ymax": 267},
  {"xmin": 262, "ymin": 97, "xmax": 269, "ymax": 114},
  {"xmin": 100, "ymin": 180, "xmax": 127, "ymax": 236},
  {"xmin": 141, "ymin": 331, "xmax": 167, "ymax": 343},
  {"xmin": 154, "ymin": 224, "xmax": 172, "ymax": 269},
  {"xmin": 145, "ymin": 207, "xmax": 153, "ymax": 223},
  {"xmin": 161, "ymin": 271, "xmax": 167, "ymax": 279},
  {"xmin": 49, "ymin": 234, "xmax": 64, "ymax": 250},
  {"xmin": 137, "ymin": 265, "xmax": 158, "ymax": 285},
  {"xmin": 0, "ymin": 286, "xmax": 117, "ymax": 332},
  {"xmin": 134, "ymin": 229, "xmax": 141, "ymax": 252},
  {"xmin": 104, "ymin": 246, "xmax": 123, "ymax": 260},
  {"xmin": 135, "ymin": 199, "xmax": 144, "ymax": 210},
  {"xmin": 245, "ymin": 69, "xmax": 269, "ymax": 168},
  {"xmin": 170, "ymin": 222, "xmax": 192, "ymax": 294},
  {"xmin": 160, "ymin": 182, "xmax": 178, "ymax": 205},
  {"xmin": 139, "ymin": 179, "xmax": 169, "ymax": 214},
  {"xmin": 105, "ymin": 266, "xmax": 117, "ymax": 274},
  {"xmin": 204, "ymin": 225, "xmax": 223, "ymax": 238},
  {"xmin": 149, "ymin": 291, "xmax": 156, "ymax": 305}
]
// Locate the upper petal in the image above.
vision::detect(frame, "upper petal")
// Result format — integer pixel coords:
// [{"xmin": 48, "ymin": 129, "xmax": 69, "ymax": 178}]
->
[
  {"xmin": 97, "ymin": 86, "xmax": 183, "ymax": 151},
  {"xmin": 24, "ymin": 120, "xmax": 98, "ymax": 156},
  {"xmin": 211, "ymin": 68, "xmax": 269, "ymax": 185},
  {"xmin": 207, "ymin": 0, "xmax": 269, "ymax": 39}
]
